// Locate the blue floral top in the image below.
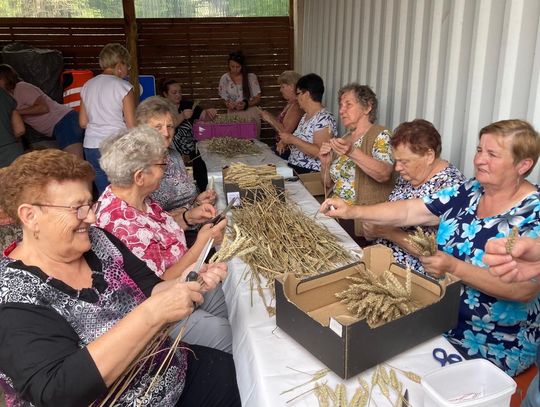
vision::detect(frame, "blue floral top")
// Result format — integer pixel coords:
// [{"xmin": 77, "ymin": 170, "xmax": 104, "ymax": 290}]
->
[
  {"xmin": 288, "ymin": 109, "xmax": 337, "ymax": 171},
  {"xmin": 424, "ymin": 179, "xmax": 540, "ymax": 376}
]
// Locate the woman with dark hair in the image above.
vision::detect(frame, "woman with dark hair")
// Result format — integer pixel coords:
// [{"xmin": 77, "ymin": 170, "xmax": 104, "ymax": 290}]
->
[
  {"xmin": 159, "ymin": 78, "xmax": 216, "ymax": 191},
  {"xmin": 363, "ymin": 119, "xmax": 465, "ymax": 273},
  {"xmin": 218, "ymin": 50, "xmax": 262, "ymax": 136},
  {"xmin": 277, "ymin": 73, "xmax": 337, "ymax": 174},
  {"xmin": 0, "ymin": 64, "xmax": 84, "ymax": 159}
]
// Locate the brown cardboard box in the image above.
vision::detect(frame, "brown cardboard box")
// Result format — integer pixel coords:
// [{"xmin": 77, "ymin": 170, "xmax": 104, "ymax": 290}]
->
[
  {"xmin": 222, "ymin": 165, "xmax": 286, "ymax": 205},
  {"xmin": 298, "ymin": 172, "xmax": 325, "ymax": 196},
  {"xmin": 275, "ymin": 245, "xmax": 461, "ymax": 379}
]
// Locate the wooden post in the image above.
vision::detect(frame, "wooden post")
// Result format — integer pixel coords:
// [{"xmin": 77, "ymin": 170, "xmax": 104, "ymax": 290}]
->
[{"xmin": 122, "ymin": 0, "xmax": 140, "ymax": 101}]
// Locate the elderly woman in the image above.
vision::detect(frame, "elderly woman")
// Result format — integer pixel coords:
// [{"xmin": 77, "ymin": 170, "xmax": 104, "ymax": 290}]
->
[
  {"xmin": 319, "ymin": 84, "xmax": 394, "ymax": 239},
  {"xmin": 136, "ymin": 96, "xmax": 217, "ymax": 228},
  {"xmin": 159, "ymin": 79, "xmax": 216, "ymax": 191},
  {"xmin": 278, "ymin": 73, "xmax": 337, "ymax": 174},
  {"xmin": 218, "ymin": 50, "xmax": 262, "ymax": 136},
  {"xmin": 80, "ymin": 43, "xmax": 137, "ymax": 194},
  {"xmin": 322, "ymin": 119, "xmax": 540, "ymax": 376},
  {"xmin": 96, "ymin": 126, "xmax": 231, "ymax": 353},
  {"xmin": 363, "ymin": 119, "xmax": 465, "ymax": 273},
  {"xmin": 259, "ymin": 70, "xmax": 304, "ymax": 158},
  {"xmin": 0, "ymin": 149, "xmax": 239, "ymax": 406},
  {"xmin": 0, "ymin": 64, "xmax": 84, "ymax": 159}
]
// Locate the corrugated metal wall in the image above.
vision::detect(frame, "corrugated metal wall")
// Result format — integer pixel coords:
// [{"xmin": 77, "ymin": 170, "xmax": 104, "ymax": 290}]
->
[{"xmin": 298, "ymin": 0, "xmax": 540, "ymax": 182}]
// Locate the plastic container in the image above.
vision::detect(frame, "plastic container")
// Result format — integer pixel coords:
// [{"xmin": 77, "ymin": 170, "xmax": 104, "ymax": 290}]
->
[
  {"xmin": 421, "ymin": 359, "xmax": 516, "ymax": 407},
  {"xmin": 193, "ymin": 121, "xmax": 257, "ymax": 141}
]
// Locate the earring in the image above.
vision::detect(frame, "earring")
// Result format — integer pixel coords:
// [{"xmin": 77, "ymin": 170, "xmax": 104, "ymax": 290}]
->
[{"xmin": 33, "ymin": 228, "xmax": 39, "ymax": 240}]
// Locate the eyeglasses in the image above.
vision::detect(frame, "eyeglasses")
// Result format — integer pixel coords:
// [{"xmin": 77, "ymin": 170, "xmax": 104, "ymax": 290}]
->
[
  {"xmin": 32, "ymin": 201, "xmax": 101, "ymax": 220},
  {"xmin": 153, "ymin": 162, "xmax": 168, "ymax": 167}
]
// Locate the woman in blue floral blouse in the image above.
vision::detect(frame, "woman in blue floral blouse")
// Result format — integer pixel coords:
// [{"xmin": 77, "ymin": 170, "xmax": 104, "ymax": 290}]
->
[{"xmin": 322, "ymin": 119, "xmax": 540, "ymax": 376}]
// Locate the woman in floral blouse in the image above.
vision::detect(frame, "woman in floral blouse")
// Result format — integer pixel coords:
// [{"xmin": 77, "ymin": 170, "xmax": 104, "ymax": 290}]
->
[
  {"xmin": 363, "ymin": 119, "xmax": 466, "ymax": 274},
  {"xmin": 278, "ymin": 73, "xmax": 337, "ymax": 174},
  {"xmin": 322, "ymin": 119, "xmax": 540, "ymax": 376},
  {"xmin": 319, "ymin": 84, "xmax": 394, "ymax": 241}
]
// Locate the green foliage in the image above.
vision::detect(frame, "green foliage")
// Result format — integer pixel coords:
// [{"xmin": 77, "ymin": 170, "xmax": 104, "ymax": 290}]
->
[{"xmin": 0, "ymin": 0, "xmax": 289, "ymax": 18}]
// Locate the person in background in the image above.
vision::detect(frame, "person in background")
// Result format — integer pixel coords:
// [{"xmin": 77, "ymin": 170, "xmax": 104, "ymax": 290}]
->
[
  {"xmin": 322, "ymin": 119, "xmax": 540, "ymax": 377},
  {"xmin": 0, "ymin": 64, "xmax": 84, "ymax": 159},
  {"xmin": 80, "ymin": 43, "xmax": 137, "ymax": 195},
  {"xmin": 0, "ymin": 149, "xmax": 240, "ymax": 406},
  {"xmin": 0, "ymin": 87, "xmax": 24, "ymax": 167},
  {"xmin": 484, "ymin": 236, "xmax": 540, "ymax": 407},
  {"xmin": 136, "ymin": 96, "xmax": 217, "ymax": 226},
  {"xmin": 218, "ymin": 50, "xmax": 262, "ymax": 136},
  {"xmin": 259, "ymin": 70, "xmax": 303, "ymax": 159},
  {"xmin": 363, "ymin": 119, "xmax": 465, "ymax": 272},
  {"xmin": 278, "ymin": 73, "xmax": 337, "ymax": 174},
  {"xmin": 159, "ymin": 78, "xmax": 216, "ymax": 191},
  {"xmin": 96, "ymin": 126, "xmax": 231, "ymax": 353},
  {"xmin": 319, "ymin": 84, "xmax": 394, "ymax": 242}
]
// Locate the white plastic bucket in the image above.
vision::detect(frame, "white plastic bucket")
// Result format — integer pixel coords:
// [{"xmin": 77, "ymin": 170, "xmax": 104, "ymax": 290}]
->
[{"xmin": 421, "ymin": 359, "xmax": 516, "ymax": 407}]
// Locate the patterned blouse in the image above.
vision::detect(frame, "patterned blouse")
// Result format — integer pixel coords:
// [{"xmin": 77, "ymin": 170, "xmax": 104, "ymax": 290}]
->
[
  {"xmin": 376, "ymin": 164, "xmax": 466, "ymax": 274},
  {"xmin": 0, "ymin": 227, "xmax": 186, "ymax": 406},
  {"xmin": 150, "ymin": 148, "xmax": 198, "ymax": 211},
  {"xmin": 329, "ymin": 129, "xmax": 393, "ymax": 203},
  {"xmin": 96, "ymin": 186, "xmax": 188, "ymax": 277},
  {"xmin": 424, "ymin": 179, "xmax": 540, "ymax": 376},
  {"xmin": 218, "ymin": 72, "xmax": 261, "ymax": 102},
  {"xmin": 288, "ymin": 109, "xmax": 337, "ymax": 171}
]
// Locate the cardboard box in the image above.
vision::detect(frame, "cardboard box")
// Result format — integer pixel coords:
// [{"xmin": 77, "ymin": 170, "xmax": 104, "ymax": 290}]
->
[
  {"xmin": 193, "ymin": 120, "xmax": 257, "ymax": 141},
  {"xmin": 298, "ymin": 172, "xmax": 326, "ymax": 196},
  {"xmin": 222, "ymin": 165, "xmax": 286, "ymax": 205},
  {"xmin": 275, "ymin": 245, "xmax": 461, "ymax": 379}
]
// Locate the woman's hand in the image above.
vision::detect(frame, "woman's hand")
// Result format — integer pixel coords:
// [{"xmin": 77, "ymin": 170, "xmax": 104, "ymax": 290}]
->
[
  {"xmin": 202, "ymin": 108, "xmax": 218, "ymax": 121},
  {"xmin": 196, "ymin": 190, "xmax": 217, "ymax": 205},
  {"xmin": 187, "ymin": 203, "xmax": 216, "ymax": 224},
  {"xmin": 320, "ymin": 197, "xmax": 353, "ymax": 219},
  {"xmin": 225, "ymin": 100, "xmax": 236, "ymax": 110},
  {"xmin": 148, "ymin": 280, "xmax": 203, "ymax": 324},
  {"xmin": 182, "ymin": 109, "xmax": 193, "ymax": 120},
  {"xmin": 276, "ymin": 140, "xmax": 288, "ymax": 155},
  {"xmin": 484, "ymin": 237, "xmax": 540, "ymax": 283},
  {"xmin": 198, "ymin": 262, "xmax": 228, "ymax": 291},
  {"xmin": 329, "ymin": 137, "xmax": 353, "ymax": 156},
  {"xmin": 196, "ymin": 218, "xmax": 227, "ymax": 245},
  {"xmin": 361, "ymin": 223, "xmax": 391, "ymax": 241},
  {"xmin": 278, "ymin": 131, "xmax": 294, "ymax": 145},
  {"xmin": 420, "ymin": 251, "xmax": 457, "ymax": 278},
  {"xmin": 319, "ymin": 142, "xmax": 333, "ymax": 167}
]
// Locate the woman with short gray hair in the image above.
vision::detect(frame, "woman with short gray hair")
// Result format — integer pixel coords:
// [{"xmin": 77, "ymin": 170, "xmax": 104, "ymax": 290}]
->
[{"xmin": 96, "ymin": 125, "xmax": 232, "ymax": 353}]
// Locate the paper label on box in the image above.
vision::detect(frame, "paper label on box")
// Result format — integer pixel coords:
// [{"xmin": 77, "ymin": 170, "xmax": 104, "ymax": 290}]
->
[
  {"xmin": 226, "ymin": 191, "xmax": 241, "ymax": 205},
  {"xmin": 329, "ymin": 317, "xmax": 343, "ymax": 337}
]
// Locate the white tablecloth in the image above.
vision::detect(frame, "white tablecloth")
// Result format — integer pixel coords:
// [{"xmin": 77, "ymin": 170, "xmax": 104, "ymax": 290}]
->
[
  {"xmin": 212, "ymin": 178, "xmax": 459, "ymax": 407},
  {"xmin": 197, "ymin": 139, "xmax": 294, "ymax": 180}
]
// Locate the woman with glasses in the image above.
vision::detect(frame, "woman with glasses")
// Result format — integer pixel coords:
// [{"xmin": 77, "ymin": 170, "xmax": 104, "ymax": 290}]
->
[
  {"xmin": 363, "ymin": 119, "xmax": 465, "ymax": 273},
  {"xmin": 79, "ymin": 43, "xmax": 137, "ymax": 194},
  {"xmin": 0, "ymin": 149, "xmax": 240, "ymax": 406},
  {"xmin": 277, "ymin": 73, "xmax": 337, "ymax": 174},
  {"xmin": 95, "ymin": 126, "xmax": 232, "ymax": 353},
  {"xmin": 136, "ymin": 96, "xmax": 217, "ymax": 234}
]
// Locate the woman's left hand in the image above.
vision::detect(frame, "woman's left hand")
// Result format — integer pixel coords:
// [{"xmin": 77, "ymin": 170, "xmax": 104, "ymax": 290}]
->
[
  {"xmin": 420, "ymin": 251, "xmax": 457, "ymax": 278},
  {"xmin": 196, "ymin": 190, "xmax": 217, "ymax": 205},
  {"xmin": 197, "ymin": 218, "xmax": 227, "ymax": 245},
  {"xmin": 278, "ymin": 131, "xmax": 294, "ymax": 145},
  {"xmin": 329, "ymin": 138, "xmax": 353, "ymax": 156},
  {"xmin": 187, "ymin": 204, "xmax": 216, "ymax": 224},
  {"xmin": 198, "ymin": 262, "xmax": 228, "ymax": 291},
  {"xmin": 362, "ymin": 223, "xmax": 391, "ymax": 240}
]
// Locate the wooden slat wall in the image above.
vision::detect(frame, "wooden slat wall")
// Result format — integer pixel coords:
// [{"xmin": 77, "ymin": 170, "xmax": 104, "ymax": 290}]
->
[{"xmin": 0, "ymin": 17, "xmax": 293, "ymax": 142}]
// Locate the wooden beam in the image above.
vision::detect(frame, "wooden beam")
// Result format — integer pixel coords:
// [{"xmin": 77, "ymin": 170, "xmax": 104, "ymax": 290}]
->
[{"xmin": 122, "ymin": 0, "xmax": 140, "ymax": 100}]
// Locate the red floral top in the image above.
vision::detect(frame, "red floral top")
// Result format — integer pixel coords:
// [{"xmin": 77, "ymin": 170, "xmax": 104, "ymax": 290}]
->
[{"xmin": 95, "ymin": 186, "xmax": 187, "ymax": 277}]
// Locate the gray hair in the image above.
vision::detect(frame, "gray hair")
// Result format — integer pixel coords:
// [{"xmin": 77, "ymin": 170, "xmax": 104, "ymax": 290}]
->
[
  {"xmin": 338, "ymin": 83, "xmax": 378, "ymax": 124},
  {"xmin": 99, "ymin": 125, "xmax": 167, "ymax": 186},
  {"xmin": 277, "ymin": 70, "xmax": 301, "ymax": 86},
  {"xmin": 136, "ymin": 96, "xmax": 178, "ymax": 125}
]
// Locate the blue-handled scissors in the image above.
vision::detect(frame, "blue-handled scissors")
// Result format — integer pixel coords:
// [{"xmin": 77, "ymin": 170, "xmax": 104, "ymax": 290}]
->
[{"xmin": 432, "ymin": 348, "xmax": 463, "ymax": 366}]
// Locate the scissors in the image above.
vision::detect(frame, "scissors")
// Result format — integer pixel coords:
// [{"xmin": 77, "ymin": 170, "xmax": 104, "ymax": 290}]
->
[
  {"xmin": 185, "ymin": 237, "xmax": 214, "ymax": 282},
  {"xmin": 202, "ymin": 196, "xmax": 238, "ymax": 226},
  {"xmin": 432, "ymin": 347, "xmax": 463, "ymax": 366}
]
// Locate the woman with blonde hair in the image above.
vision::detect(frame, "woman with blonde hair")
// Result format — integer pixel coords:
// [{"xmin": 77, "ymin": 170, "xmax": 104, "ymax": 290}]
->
[{"xmin": 80, "ymin": 43, "xmax": 137, "ymax": 194}]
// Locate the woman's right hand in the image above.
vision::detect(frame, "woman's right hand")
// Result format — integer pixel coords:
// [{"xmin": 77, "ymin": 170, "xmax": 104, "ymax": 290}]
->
[
  {"xmin": 196, "ymin": 218, "xmax": 227, "ymax": 245},
  {"xmin": 320, "ymin": 197, "xmax": 353, "ymax": 219},
  {"xmin": 319, "ymin": 142, "xmax": 333, "ymax": 166},
  {"xmin": 183, "ymin": 109, "xmax": 193, "ymax": 120},
  {"xmin": 187, "ymin": 203, "xmax": 216, "ymax": 224},
  {"xmin": 148, "ymin": 280, "xmax": 203, "ymax": 325}
]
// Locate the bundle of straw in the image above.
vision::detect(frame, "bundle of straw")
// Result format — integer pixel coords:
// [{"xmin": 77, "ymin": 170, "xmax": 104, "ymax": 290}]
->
[{"xmin": 206, "ymin": 137, "xmax": 261, "ymax": 157}]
